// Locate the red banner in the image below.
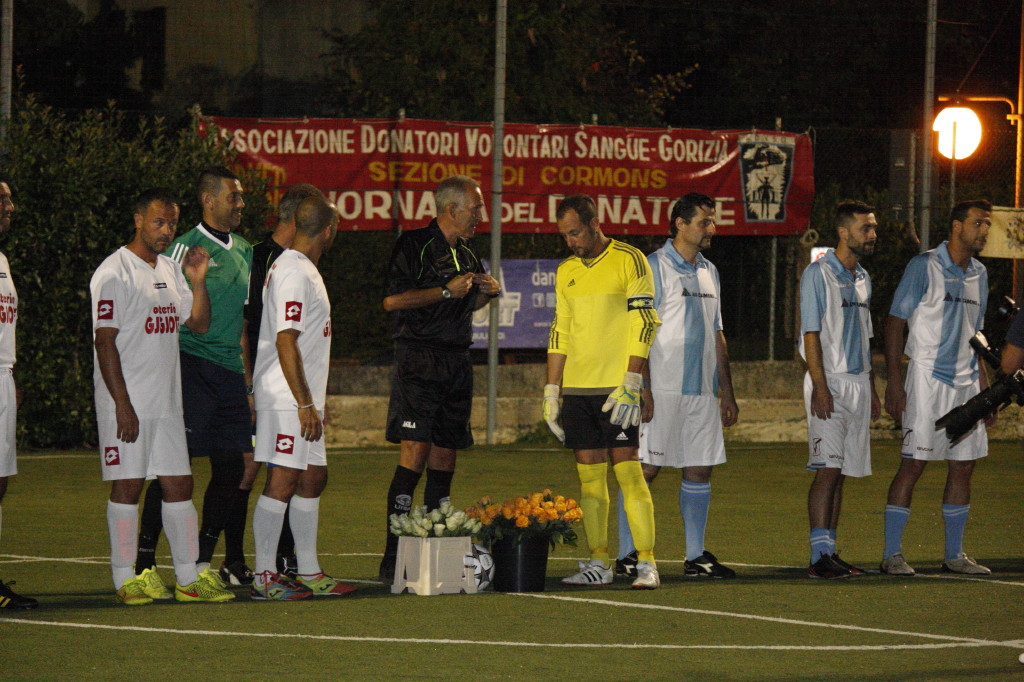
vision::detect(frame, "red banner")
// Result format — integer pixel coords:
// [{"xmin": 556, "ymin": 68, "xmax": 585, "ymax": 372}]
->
[{"xmin": 209, "ymin": 117, "xmax": 814, "ymax": 236}]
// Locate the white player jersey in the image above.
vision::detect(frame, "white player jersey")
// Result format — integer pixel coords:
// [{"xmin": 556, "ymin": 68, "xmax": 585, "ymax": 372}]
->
[
  {"xmin": 799, "ymin": 249, "xmax": 873, "ymax": 376},
  {"xmin": 0, "ymin": 252, "xmax": 17, "ymax": 369},
  {"xmin": 91, "ymin": 247, "xmax": 194, "ymax": 418},
  {"xmin": 646, "ymin": 241, "xmax": 722, "ymax": 396},
  {"xmin": 253, "ymin": 250, "xmax": 332, "ymax": 411},
  {"xmin": 889, "ymin": 242, "xmax": 987, "ymax": 388}
]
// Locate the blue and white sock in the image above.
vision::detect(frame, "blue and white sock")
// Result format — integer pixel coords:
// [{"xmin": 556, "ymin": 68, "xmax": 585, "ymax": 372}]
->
[
  {"xmin": 942, "ymin": 503, "xmax": 970, "ymax": 561},
  {"xmin": 810, "ymin": 527, "xmax": 831, "ymax": 564},
  {"xmin": 680, "ymin": 480, "xmax": 711, "ymax": 561},
  {"xmin": 883, "ymin": 505, "xmax": 911, "ymax": 560}
]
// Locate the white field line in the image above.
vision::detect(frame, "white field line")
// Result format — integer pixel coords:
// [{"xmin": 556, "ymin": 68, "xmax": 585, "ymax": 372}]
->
[
  {"xmin": 3, "ymin": 552, "xmax": 1023, "ymax": 587},
  {"xmin": 0, "ymin": 618, "xmax": 1019, "ymax": 653},
  {"xmin": 510, "ymin": 593, "xmax": 1019, "ymax": 648}
]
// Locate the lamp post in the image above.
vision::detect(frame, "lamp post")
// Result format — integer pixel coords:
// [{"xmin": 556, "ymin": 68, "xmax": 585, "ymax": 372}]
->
[{"xmin": 932, "ymin": 105, "xmax": 983, "ymax": 208}]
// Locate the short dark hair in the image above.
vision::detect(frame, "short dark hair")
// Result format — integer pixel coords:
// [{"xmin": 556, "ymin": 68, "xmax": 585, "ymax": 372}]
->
[
  {"xmin": 835, "ymin": 200, "xmax": 875, "ymax": 230},
  {"xmin": 556, "ymin": 194, "xmax": 597, "ymax": 226},
  {"xmin": 196, "ymin": 165, "xmax": 239, "ymax": 202},
  {"xmin": 278, "ymin": 183, "xmax": 325, "ymax": 223},
  {"xmin": 669, "ymin": 193, "xmax": 715, "ymax": 237},
  {"xmin": 134, "ymin": 188, "xmax": 179, "ymax": 216},
  {"xmin": 950, "ymin": 199, "xmax": 992, "ymax": 226},
  {"xmin": 294, "ymin": 196, "xmax": 336, "ymax": 238}
]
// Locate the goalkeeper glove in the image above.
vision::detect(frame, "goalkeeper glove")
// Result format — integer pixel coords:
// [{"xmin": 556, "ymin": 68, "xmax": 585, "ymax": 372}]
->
[
  {"xmin": 601, "ymin": 371, "xmax": 643, "ymax": 427},
  {"xmin": 543, "ymin": 383, "xmax": 565, "ymax": 443}
]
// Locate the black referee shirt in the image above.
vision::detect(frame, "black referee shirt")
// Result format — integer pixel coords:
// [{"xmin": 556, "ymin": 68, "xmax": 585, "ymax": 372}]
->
[
  {"xmin": 244, "ymin": 234, "xmax": 286, "ymax": 371},
  {"xmin": 385, "ymin": 219, "xmax": 484, "ymax": 350}
]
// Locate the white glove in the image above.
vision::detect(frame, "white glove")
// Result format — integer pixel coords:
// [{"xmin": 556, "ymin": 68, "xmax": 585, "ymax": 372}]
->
[
  {"xmin": 543, "ymin": 383, "xmax": 565, "ymax": 443},
  {"xmin": 601, "ymin": 371, "xmax": 643, "ymax": 427}
]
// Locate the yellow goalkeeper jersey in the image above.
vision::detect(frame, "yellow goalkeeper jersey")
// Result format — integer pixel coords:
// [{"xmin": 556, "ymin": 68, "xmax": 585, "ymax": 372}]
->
[{"xmin": 548, "ymin": 239, "xmax": 660, "ymax": 393}]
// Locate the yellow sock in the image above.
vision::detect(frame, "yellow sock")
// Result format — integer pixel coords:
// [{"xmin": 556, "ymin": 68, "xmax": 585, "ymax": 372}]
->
[
  {"xmin": 576, "ymin": 462, "xmax": 610, "ymax": 563},
  {"xmin": 614, "ymin": 460, "xmax": 656, "ymax": 564}
]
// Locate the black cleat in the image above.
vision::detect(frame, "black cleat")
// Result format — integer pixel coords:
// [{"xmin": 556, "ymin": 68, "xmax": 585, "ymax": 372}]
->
[
  {"xmin": 219, "ymin": 560, "xmax": 255, "ymax": 586},
  {"xmin": 615, "ymin": 550, "xmax": 638, "ymax": 578},
  {"xmin": 808, "ymin": 554, "xmax": 852, "ymax": 580},
  {"xmin": 276, "ymin": 554, "xmax": 298, "ymax": 580},
  {"xmin": 0, "ymin": 580, "xmax": 38, "ymax": 609},
  {"xmin": 378, "ymin": 554, "xmax": 396, "ymax": 585},
  {"xmin": 684, "ymin": 550, "xmax": 736, "ymax": 579},
  {"xmin": 831, "ymin": 553, "xmax": 865, "ymax": 575}
]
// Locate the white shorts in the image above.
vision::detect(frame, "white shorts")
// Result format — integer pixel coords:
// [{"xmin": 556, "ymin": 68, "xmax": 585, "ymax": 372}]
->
[
  {"xmin": 254, "ymin": 410, "xmax": 327, "ymax": 470},
  {"xmin": 804, "ymin": 372, "xmax": 872, "ymax": 478},
  {"xmin": 902, "ymin": 362, "xmax": 987, "ymax": 462},
  {"xmin": 0, "ymin": 370, "xmax": 15, "ymax": 478},
  {"xmin": 97, "ymin": 415, "xmax": 191, "ymax": 481},
  {"xmin": 639, "ymin": 392, "xmax": 726, "ymax": 468}
]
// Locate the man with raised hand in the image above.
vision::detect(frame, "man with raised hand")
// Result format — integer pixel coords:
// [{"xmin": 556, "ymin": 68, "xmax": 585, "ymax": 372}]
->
[
  {"xmin": 615, "ymin": 193, "xmax": 739, "ymax": 580},
  {"xmin": 133, "ymin": 166, "xmax": 254, "ymax": 592},
  {"xmin": 92, "ymin": 188, "xmax": 233, "ymax": 605},
  {"xmin": 545, "ymin": 194, "xmax": 662, "ymax": 589},
  {"xmin": 881, "ymin": 199, "xmax": 994, "ymax": 577},
  {"xmin": 799, "ymin": 200, "xmax": 881, "ymax": 579},
  {"xmin": 377, "ymin": 175, "xmax": 499, "ymax": 584},
  {"xmin": 0, "ymin": 180, "xmax": 36, "ymax": 610},
  {"xmin": 250, "ymin": 195, "xmax": 354, "ymax": 600}
]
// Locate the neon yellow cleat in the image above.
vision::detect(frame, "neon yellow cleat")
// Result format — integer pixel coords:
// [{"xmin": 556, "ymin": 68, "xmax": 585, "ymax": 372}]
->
[
  {"xmin": 175, "ymin": 573, "xmax": 236, "ymax": 603},
  {"xmin": 136, "ymin": 567, "xmax": 172, "ymax": 600},
  {"xmin": 199, "ymin": 567, "xmax": 228, "ymax": 590},
  {"xmin": 296, "ymin": 572, "xmax": 357, "ymax": 597},
  {"xmin": 116, "ymin": 578, "xmax": 154, "ymax": 606}
]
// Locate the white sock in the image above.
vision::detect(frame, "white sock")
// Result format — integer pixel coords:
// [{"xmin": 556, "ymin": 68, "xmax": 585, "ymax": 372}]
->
[
  {"xmin": 162, "ymin": 500, "xmax": 199, "ymax": 586},
  {"xmin": 195, "ymin": 562, "xmax": 211, "ymax": 574},
  {"xmin": 0, "ymin": 502, "xmax": 4, "ymax": 546},
  {"xmin": 252, "ymin": 495, "xmax": 287, "ymax": 582},
  {"xmin": 107, "ymin": 501, "xmax": 138, "ymax": 590},
  {"xmin": 289, "ymin": 495, "xmax": 322, "ymax": 577}
]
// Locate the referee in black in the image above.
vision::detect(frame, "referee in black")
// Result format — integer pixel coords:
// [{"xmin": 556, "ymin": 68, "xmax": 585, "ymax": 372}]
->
[{"xmin": 378, "ymin": 175, "xmax": 500, "ymax": 583}]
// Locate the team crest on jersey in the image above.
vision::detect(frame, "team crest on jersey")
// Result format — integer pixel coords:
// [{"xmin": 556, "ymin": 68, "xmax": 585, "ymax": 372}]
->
[
  {"xmin": 285, "ymin": 301, "xmax": 303, "ymax": 321},
  {"xmin": 103, "ymin": 447, "xmax": 120, "ymax": 465},
  {"xmin": 97, "ymin": 300, "xmax": 114, "ymax": 320},
  {"xmin": 275, "ymin": 434, "xmax": 295, "ymax": 455}
]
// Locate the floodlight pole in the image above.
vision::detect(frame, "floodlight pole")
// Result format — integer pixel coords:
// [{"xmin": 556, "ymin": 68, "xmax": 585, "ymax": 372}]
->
[
  {"xmin": 0, "ymin": 0, "xmax": 12, "ymax": 142},
  {"xmin": 486, "ymin": 0, "xmax": 507, "ymax": 445},
  {"xmin": 919, "ymin": 0, "xmax": 937, "ymax": 252}
]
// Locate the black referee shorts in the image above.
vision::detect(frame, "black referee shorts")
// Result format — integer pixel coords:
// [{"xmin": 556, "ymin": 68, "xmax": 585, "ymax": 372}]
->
[
  {"xmin": 385, "ymin": 345, "xmax": 474, "ymax": 450},
  {"xmin": 562, "ymin": 394, "xmax": 638, "ymax": 450},
  {"xmin": 180, "ymin": 351, "xmax": 252, "ymax": 455}
]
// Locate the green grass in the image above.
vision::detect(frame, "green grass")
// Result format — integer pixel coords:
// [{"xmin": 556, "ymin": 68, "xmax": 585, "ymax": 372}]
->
[{"xmin": 2, "ymin": 441, "xmax": 1022, "ymax": 680}]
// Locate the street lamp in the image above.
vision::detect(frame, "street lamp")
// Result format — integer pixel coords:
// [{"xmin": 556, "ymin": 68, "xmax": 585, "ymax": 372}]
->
[{"xmin": 932, "ymin": 105, "xmax": 983, "ymax": 207}]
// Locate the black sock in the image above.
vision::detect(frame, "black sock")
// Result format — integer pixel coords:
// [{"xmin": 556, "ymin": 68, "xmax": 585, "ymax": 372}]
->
[
  {"xmin": 197, "ymin": 451, "xmax": 245, "ymax": 564},
  {"xmin": 223, "ymin": 488, "xmax": 251, "ymax": 565},
  {"xmin": 134, "ymin": 480, "xmax": 164, "ymax": 572},
  {"xmin": 424, "ymin": 468, "xmax": 454, "ymax": 510},
  {"xmin": 277, "ymin": 505, "xmax": 295, "ymax": 558},
  {"xmin": 381, "ymin": 465, "xmax": 422, "ymax": 569}
]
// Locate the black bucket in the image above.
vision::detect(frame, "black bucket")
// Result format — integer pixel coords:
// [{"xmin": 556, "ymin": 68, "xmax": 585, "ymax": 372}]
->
[{"xmin": 490, "ymin": 535, "xmax": 549, "ymax": 592}]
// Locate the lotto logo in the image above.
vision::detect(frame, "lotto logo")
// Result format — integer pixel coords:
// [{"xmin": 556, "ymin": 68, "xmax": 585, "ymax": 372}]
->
[
  {"xmin": 275, "ymin": 433, "xmax": 295, "ymax": 455},
  {"xmin": 285, "ymin": 301, "xmax": 303, "ymax": 321},
  {"xmin": 103, "ymin": 447, "xmax": 120, "ymax": 466},
  {"xmin": 323, "ymin": 319, "xmax": 331, "ymax": 337},
  {"xmin": 97, "ymin": 300, "xmax": 114, "ymax": 320}
]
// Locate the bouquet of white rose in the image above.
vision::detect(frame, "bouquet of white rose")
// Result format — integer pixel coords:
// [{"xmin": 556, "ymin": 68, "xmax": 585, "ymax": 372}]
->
[{"xmin": 389, "ymin": 501, "xmax": 483, "ymax": 538}]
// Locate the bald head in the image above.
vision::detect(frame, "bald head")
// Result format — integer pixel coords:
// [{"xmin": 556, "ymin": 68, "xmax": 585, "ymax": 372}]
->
[{"xmin": 295, "ymin": 196, "xmax": 337, "ymax": 238}]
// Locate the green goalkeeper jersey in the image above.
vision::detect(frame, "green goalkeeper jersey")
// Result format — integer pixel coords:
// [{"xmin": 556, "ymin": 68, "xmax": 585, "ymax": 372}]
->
[{"xmin": 165, "ymin": 223, "xmax": 253, "ymax": 374}]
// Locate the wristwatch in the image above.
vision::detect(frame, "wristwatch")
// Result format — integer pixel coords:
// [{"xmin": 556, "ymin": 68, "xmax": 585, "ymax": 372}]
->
[{"xmin": 441, "ymin": 286, "xmax": 452, "ymax": 299}]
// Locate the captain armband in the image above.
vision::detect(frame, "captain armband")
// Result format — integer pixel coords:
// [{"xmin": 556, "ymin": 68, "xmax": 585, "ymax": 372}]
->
[{"xmin": 627, "ymin": 295, "xmax": 654, "ymax": 311}]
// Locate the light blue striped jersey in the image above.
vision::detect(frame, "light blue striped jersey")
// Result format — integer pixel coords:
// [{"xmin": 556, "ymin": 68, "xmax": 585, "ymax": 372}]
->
[
  {"xmin": 889, "ymin": 242, "xmax": 987, "ymax": 387},
  {"xmin": 799, "ymin": 249, "xmax": 872, "ymax": 376},
  {"xmin": 647, "ymin": 240, "xmax": 722, "ymax": 396}
]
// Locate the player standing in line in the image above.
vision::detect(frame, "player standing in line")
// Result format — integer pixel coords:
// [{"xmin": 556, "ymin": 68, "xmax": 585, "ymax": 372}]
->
[
  {"xmin": 544, "ymin": 194, "xmax": 662, "ymax": 589},
  {"xmin": 377, "ymin": 175, "xmax": 500, "ymax": 583},
  {"xmin": 880, "ymin": 199, "xmax": 994, "ymax": 577},
  {"xmin": 798, "ymin": 200, "xmax": 881, "ymax": 579},
  {"xmin": 92, "ymin": 188, "xmax": 233, "ymax": 604},
  {"xmin": 614, "ymin": 193, "xmax": 738, "ymax": 579},
  {"xmin": 0, "ymin": 181, "xmax": 36, "ymax": 610},
  {"xmin": 133, "ymin": 166, "xmax": 254, "ymax": 593},
  {"xmin": 250, "ymin": 195, "xmax": 354, "ymax": 599},
  {"xmin": 243, "ymin": 183, "xmax": 325, "ymax": 579}
]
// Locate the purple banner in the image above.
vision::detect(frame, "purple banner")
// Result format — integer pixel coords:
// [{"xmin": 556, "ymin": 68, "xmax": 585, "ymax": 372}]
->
[{"xmin": 472, "ymin": 260, "xmax": 560, "ymax": 349}]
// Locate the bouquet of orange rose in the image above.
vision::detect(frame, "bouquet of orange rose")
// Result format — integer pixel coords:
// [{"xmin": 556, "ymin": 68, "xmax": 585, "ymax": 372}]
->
[{"xmin": 464, "ymin": 489, "xmax": 582, "ymax": 550}]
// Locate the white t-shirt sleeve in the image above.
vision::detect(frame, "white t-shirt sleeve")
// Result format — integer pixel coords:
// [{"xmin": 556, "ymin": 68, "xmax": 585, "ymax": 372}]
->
[
  {"xmin": 269, "ymin": 267, "xmax": 311, "ymax": 335},
  {"xmin": 174, "ymin": 263, "xmax": 194, "ymax": 324},
  {"xmin": 91, "ymin": 268, "xmax": 126, "ymax": 332}
]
